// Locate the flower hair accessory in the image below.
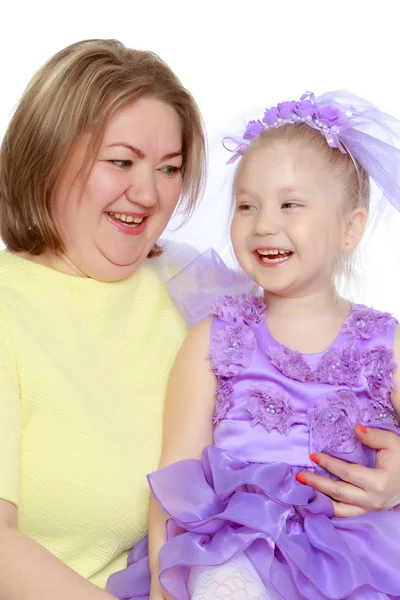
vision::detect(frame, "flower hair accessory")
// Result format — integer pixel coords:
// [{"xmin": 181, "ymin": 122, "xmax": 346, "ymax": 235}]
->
[
  {"xmin": 223, "ymin": 90, "xmax": 400, "ymax": 215},
  {"xmin": 240, "ymin": 92, "xmax": 351, "ymax": 155},
  {"xmin": 223, "ymin": 92, "xmax": 353, "ymax": 163}
]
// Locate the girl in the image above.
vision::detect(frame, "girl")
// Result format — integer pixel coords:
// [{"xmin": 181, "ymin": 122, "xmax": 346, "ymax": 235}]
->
[{"xmin": 108, "ymin": 92, "xmax": 400, "ymax": 599}]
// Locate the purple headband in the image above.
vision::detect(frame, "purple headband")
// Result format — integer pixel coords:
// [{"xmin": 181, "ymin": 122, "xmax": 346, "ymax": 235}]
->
[{"xmin": 223, "ymin": 90, "xmax": 400, "ymax": 215}]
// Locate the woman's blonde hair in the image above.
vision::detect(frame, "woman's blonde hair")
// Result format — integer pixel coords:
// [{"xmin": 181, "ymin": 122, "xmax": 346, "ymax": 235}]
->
[{"xmin": 0, "ymin": 39, "xmax": 206, "ymax": 255}]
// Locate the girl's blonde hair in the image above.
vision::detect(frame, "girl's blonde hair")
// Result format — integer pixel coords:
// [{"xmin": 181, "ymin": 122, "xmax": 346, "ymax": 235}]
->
[
  {"xmin": 0, "ymin": 39, "xmax": 206, "ymax": 255},
  {"xmin": 234, "ymin": 124, "xmax": 370, "ymax": 212}
]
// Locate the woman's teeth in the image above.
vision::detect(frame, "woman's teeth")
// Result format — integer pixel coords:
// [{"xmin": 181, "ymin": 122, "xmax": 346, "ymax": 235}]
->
[
  {"xmin": 257, "ymin": 249, "xmax": 292, "ymax": 263},
  {"xmin": 108, "ymin": 212, "xmax": 144, "ymax": 225}
]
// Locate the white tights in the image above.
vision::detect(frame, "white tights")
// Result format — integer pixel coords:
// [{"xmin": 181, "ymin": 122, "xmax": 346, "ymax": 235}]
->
[
  {"xmin": 186, "ymin": 553, "xmax": 378, "ymax": 600},
  {"xmin": 187, "ymin": 553, "xmax": 277, "ymax": 600}
]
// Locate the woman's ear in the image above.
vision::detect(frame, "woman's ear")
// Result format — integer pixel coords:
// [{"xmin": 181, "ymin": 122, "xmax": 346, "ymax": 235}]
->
[{"xmin": 343, "ymin": 207, "xmax": 367, "ymax": 252}]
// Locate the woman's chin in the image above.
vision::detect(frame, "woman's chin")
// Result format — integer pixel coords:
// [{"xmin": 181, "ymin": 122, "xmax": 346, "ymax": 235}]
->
[{"xmin": 82, "ymin": 250, "xmax": 145, "ymax": 282}]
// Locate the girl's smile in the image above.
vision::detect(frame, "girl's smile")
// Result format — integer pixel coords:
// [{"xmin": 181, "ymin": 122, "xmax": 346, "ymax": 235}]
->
[{"xmin": 254, "ymin": 248, "xmax": 294, "ymax": 266}]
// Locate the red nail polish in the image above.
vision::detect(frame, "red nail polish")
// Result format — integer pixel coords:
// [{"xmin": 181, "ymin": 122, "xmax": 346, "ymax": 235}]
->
[
  {"xmin": 356, "ymin": 423, "xmax": 368, "ymax": 434},
  {"xmin": 296, "ymin": 473, "xmax": 307, "ymax": 485},
  {"xmin": 309, "ymin": 453, "xmax": 320, "ymax": 464}
]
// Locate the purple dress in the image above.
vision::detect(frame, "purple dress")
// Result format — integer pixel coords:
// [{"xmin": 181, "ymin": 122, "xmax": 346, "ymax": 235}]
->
[{"xmin": 108, "ymin": 295, "xmax": 400, "ymax": 600}]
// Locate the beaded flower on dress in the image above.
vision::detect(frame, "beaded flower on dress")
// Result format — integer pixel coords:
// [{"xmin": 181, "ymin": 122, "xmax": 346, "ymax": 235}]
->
[
  {"xmin": 315, "ymin": 346, "xmax": 361, "ymax": 386},
  {"xmin": 246, "ymin": 385, "xmax": 296, "ymax": 435},
  {"xmin": 343, "ymin": 305, "xmax": 395, "ymax": 340},
  {"xmin": 213, "ymin": 379, "xmax": 235, "ymax": 425},
  {"xmin": 362, "ymin": 398, "xmax": 399, "ymax": 428},
  {"xmin": 268, "ymin": 345, "xmax": 314, "ymax": 382},
  {"xmin": 211, "ymin": 294, "xmax": 265, "ymax": 327},
  {"xmin": 308, "ymin": 390, "xmax": 361, "ymax": 453},
  {"xmin": 210, "ymin": 325, "xmax": 256, "ymax": 377},
  {"xmin": 361, "ymin": 345, "xmax": 397, "ymax": 399}
]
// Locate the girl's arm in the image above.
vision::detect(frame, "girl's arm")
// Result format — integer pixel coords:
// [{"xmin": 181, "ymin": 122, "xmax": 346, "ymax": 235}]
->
[
  {"xmin": 0, "ymin": 499, "xmax": 116, "ymax": 599},
  {"xmin": 148, "ymin": 318, "xmax": 216, "ymax": 598},
  {"xmin": 298, "ymin": 325, "xmax": 400, "ymax": 517}
]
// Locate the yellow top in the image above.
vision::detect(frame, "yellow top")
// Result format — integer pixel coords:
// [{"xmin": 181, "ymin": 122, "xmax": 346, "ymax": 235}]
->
[{"xmin": 0, "ymin": 250, "xmax": 186, "ymax": 589}]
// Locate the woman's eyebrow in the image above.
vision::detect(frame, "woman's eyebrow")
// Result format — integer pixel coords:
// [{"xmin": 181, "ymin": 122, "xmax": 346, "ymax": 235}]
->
[{"xmin": 107, "ymin": 142, "xmax": 182, "ymax": 161}]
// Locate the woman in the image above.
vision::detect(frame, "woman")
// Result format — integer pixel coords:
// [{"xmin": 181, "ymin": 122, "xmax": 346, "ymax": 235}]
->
[
  {"xmin": 0, "ymin": 39, "xmax": 398, "ymax": 600},
  {"xmin": 0, "ymin": 39, "xmax": 205, "ymax": 599}
]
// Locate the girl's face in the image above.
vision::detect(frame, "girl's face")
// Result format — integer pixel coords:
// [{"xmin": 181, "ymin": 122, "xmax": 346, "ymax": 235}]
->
[
  {"xmin": 231, "ymin": 139, "xmax": 352, "ymax": 297},
  {"xmin": 52, "ymin": 97, "xmax": 183, "ymax": 281}
]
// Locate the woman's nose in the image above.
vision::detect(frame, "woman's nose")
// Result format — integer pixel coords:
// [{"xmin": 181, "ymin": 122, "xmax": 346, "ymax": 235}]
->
[{"xmin": 125, "ymin": 171, "xmax": 158, "ymax": 208}]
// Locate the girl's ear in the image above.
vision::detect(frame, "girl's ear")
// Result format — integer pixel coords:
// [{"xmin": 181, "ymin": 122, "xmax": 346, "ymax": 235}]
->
[{"xmin": 343, "ymin": 207, "xmax": 367, "ymax": 252}]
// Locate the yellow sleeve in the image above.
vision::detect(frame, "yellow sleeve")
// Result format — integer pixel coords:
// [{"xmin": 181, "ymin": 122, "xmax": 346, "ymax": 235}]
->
[{"xmin": 0, "ymin": 311, "xmax": 21, "ymax": 506}]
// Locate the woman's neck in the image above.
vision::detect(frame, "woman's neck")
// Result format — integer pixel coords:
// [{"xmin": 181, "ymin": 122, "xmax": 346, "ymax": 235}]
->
[{"xmin": 13, "ymin": 250, "xmax": 87, "ymax": 278}]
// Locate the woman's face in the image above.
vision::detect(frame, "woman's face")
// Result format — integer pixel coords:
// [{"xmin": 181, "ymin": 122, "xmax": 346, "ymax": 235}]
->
[{"xmin": 52, "ymin": 97, "xmax": 183, "ymax": 281}]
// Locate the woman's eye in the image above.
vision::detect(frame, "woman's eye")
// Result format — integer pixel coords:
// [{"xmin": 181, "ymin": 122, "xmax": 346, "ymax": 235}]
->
[
  {"xmin": 161, "ymin": 166, "xmax": 182, "ymax": 177},
  {"xmin": 110, "ymin": 160, "xmax": 132, "ymax": 168}
]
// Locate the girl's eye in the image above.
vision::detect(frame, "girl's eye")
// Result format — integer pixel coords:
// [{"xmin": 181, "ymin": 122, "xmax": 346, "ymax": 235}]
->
[
  {"xmin": 282, "ymin": 202, "xmax": 299, "ymax": 209},
  {"xmin": 160, "ymin": 166, "xmax": 182, "ymax": 177},
  {"xmin": 238, "ymin": 203, "xmax": 254, "ymax": 212},
  {"xmin": 110, "ymin": 160, "xmax": 132, "ymax": 168}
]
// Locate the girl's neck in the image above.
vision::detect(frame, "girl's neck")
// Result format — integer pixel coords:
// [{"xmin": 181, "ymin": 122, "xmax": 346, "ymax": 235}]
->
[
  {"xmin": 263, "ymin": 285, "xmax": 345, "ymax": 320},
  {"xmin": 263, "ymin": 286, "xmax": 351, "ymax": 354}
]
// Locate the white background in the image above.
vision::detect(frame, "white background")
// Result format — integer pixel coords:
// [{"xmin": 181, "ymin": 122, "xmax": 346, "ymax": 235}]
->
[{"xmin": 1, "ymin": 0, "xmax": 400, "ymax": 316}]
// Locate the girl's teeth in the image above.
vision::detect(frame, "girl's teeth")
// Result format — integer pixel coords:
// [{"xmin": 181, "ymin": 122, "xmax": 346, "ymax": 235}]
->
[
  {"xmin": 260, "ymin": 255, "xmax": 290, "ymax": 263},
  {"xmin": 258, "ymin": 249, "xmax": 290, "ymax": 256},
  {"xmin": 257, "ymin": 249, "xmax": 292, "ymax": 262}
]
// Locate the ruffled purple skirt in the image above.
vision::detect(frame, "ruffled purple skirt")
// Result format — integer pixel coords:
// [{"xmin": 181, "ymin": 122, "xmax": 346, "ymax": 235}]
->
[{"xmin": 107, "ymin": 446, "xmax": 400, "ymax": 599}]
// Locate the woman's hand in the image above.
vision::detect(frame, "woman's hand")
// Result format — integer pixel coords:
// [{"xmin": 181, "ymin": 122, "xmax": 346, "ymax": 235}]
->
[{"xmin": 297, "ymin": 425, "xmax": 400, "ymax": 517}]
